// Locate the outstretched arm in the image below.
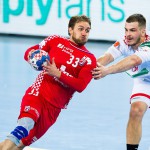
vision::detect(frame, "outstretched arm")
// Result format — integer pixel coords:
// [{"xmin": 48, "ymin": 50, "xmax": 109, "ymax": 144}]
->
[
  {"xmin": 92, "ymin": 53, "xmax": 114, "ymax": 79},
  {"xmin": 97, "ymin": 53, "xmax": 114, "ymax": 66},
  {"xmin": 92, "ymin": 54, "xmax": 142, "ymax": 79}
]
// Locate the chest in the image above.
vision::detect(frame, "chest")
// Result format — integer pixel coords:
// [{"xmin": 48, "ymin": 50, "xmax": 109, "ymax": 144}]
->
[{"xmin": 48, "ymin": 43, "xmax": 90, "ymax": 75}]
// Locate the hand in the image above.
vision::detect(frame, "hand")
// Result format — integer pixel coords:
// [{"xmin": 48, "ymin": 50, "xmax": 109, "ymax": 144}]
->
[
  {"xmin": 92, "ymin": 62, "xmax": 108, "ymax": 80},
  {"xmin": 43, "ymin": 58, "xmax": 61, "ymax": 78}
]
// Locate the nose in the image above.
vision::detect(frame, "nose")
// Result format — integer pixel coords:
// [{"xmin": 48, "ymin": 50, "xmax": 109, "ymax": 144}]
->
[
  {"xmin": 126, "ymin": 30, "xmax": 131, "ymax": 36},
  {"xmin": 81, "ymin": 30, "xmax": 87, "ymax": 36}
]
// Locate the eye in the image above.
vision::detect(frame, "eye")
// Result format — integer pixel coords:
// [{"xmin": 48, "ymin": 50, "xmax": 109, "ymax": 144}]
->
[
  {"xmin": 130, "ymin": 29, "xmax": 136, "ymax": 32},
  {"xmin": 85, "ymin": 29, "xmax": 90, "ymax": 33},
  {"xmin": 124, "ymin": 28, "xmax": 127, "ymax": 32},
  {"xmin": 78, "ymin": 27, "xmax": 83, "ymax": 31}
]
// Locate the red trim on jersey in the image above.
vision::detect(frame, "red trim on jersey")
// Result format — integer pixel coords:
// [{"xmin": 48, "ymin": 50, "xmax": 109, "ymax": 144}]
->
[
  {"xmin": 130, "ymin": 93, "xmax": 150, "ymax": 99},
  {"xmin": 69, "ymin": 40, "xmax": 92, "ymax": 54}
]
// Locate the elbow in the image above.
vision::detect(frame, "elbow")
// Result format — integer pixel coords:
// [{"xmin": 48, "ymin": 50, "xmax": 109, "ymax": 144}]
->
[
  {"xmin": 76, "ymin": 87, "xmax": 85, "ymax": 93},
  {"xmin": 131, "ymin": 55, "xmax": 142, "ymax": 66},
  {"xmin": 76, "ymin": 84, "xmax": 87, "ymax": 93}
]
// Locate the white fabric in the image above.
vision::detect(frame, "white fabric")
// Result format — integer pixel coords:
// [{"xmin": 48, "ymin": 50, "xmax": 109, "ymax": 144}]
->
[
  {"xmin": 106, "ymin": 36, "xmax": 150, "ymax": 81},
  {"xmin": 130, "ymin": 78, "xmax": 150, "ymax": 107},
  {"xmin": 131, "ymin": 97, "xmax": 150, "ymax": 107},
  {"xmin": 106, "ymin": 36, "xmax": 150, "ymax": 106}
]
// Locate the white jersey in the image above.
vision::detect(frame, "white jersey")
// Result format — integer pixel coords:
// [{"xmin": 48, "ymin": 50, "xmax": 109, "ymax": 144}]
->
[{"xmin": 106, "ymin": 35, "xmax": 150, "ymax": 82}]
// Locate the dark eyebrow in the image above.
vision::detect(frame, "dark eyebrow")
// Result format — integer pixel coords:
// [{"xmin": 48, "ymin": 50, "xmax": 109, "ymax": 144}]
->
[
  {"xmin": 78, "ymin": 26, "xmax": 91, "ymax": 30},
  {"xmin": 124, "ymin": 27, "xmax": 137, "ymax": 30}
]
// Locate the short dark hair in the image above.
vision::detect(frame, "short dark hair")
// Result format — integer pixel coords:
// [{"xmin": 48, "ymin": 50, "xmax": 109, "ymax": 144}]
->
[
  {"xmin": 68, "ymin": 15, "xmax": 91, "ymax": 35},
  {"xmin": 126, "ymin": 14, "xmax": 146, "ymax": 28}
]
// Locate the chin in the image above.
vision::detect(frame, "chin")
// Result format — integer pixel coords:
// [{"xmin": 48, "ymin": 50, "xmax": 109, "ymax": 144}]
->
[
  {"xmin": 127, "ymin": 42, "xmax": 134, "ymax": 46},
  {"xmin": 77, "ymin": 40, "xmax": 86, "ymax": 46}
]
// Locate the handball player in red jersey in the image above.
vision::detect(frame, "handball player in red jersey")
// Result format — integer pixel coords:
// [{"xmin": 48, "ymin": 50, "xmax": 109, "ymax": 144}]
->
[{"xmin": 0, "ymin": 15, "xmax": 96, "ymax": 150}]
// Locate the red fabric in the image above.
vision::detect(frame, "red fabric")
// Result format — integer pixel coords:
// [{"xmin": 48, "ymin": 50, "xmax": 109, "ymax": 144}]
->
[
  {"xmin": 24, "ymin": 35, "xmax": 96, "ymax": 109},
  {"xmin": 130, "ymin": 93, "xmax": 150, "ymax": 99},
  {"xmin": 19, "ymin": 93, "xmax": 61, "ymax": 146}
]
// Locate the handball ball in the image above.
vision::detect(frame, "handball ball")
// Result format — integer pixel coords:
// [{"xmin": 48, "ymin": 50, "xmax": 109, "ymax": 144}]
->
[{"xmin": 28, "ymin": 49, "xmax": 50, "ymax": 71}]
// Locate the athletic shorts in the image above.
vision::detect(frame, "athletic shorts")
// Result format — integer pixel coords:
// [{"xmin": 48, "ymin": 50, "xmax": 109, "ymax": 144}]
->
[
  {"xmin": 130, "ymin": 78, "xmax": 150, "ymax": 107},
  {"xmin": 18, "ymin": 93, "xmax": 61, "ymax": 146}
]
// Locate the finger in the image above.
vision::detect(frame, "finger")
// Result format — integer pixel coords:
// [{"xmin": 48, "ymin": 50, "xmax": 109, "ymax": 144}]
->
[
  {"xmin": 51, "ymin": 57, "xmax": 55, "ymax": 65},
  {"xmin": 97, "ymin": 62, "xmax": 101, "ymax": 67},
  {"xmin": 43, "ymin": 71, "xmax": 49, "ymax": 75},
  {"xmin": 94, "ymin": 77, "xmax": 101, "ymax": 80},
  {"xmin": 92, "ymin": 67, "xmax": 101, "ymax": 71},
  {"xmin": 91, "ymin": 70, "xmax": 99, "ymax": 75},
  {"xmin": 46, "ymin": 59, "xmax": 51, "ymax": 65},
  {"xmin": 93, "ymin": 74, "xmax": 101, "ymax": 79}
]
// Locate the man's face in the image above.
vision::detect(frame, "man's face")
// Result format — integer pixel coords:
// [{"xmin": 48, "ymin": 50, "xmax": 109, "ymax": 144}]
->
[
  {"xmin": 125, "ymin": 22, "xmax": 145, "ymax": 49},
  {"xmin": 69, "ymin": 21, "xmax": 91, "ymax": 46}
]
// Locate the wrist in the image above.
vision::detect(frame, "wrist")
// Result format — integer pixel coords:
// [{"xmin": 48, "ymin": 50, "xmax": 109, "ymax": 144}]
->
[
  {"xmin": 107, "ymin": 66, "xmax": 114, "ymax": 75},
  {"xmin": 55, "ymin": 70, "xmax": 61, "ymax": 78}
]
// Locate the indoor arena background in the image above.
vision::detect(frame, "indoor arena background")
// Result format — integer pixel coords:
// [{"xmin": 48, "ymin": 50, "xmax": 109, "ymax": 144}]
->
[{"xmin": 0, "ymin": 1, "xmax": 150, "ymax": 150}]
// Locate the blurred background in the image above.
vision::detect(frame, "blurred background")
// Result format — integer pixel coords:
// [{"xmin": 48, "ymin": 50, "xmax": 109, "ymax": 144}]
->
[{"xmin": 0, "ymin": 0, "xmax": 150, "ymax": 150}]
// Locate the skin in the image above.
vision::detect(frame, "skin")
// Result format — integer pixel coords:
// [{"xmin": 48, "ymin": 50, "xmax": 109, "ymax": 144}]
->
[
  {"xmin": 92, "ymin": 21, "xmax": 148, "ymax": 146},
  {"xmin": 0, "ymin": 21, "xmax": 91, "ymax": 150}
]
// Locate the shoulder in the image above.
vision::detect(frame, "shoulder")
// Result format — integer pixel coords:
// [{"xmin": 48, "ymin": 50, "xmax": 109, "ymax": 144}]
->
[
  {"xmin": 82, "ymin": 46, "xmax": 96, "ymax": 61},
  {"xmin": 39, "ymin": 35, "xmax": 69, "ymax": 48},
  {"xmin": 45, "ymin": 35, "xmax": 68, "ymax": 42},
  {"xmin": 145, "ymin": 33, "xmax": 150, "ymax": 42},
  {"xmin": 113, "ymin": 36, "xmax": 128, "ymax": 48},
  {"xmin": 135, "ymin": 40, "xmax": 150, "ymax": 63},
  {"xmin": 108, "ymin": 36, "xmax": 127, "ymax": 52},
  {"xmin": 139, "ymin": 41, "xmax": 150, "ymax": 51}
]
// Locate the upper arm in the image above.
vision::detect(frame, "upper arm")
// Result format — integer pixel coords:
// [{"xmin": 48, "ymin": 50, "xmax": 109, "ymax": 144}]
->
[{"xmin": 135, "ymin": 42, "xmax": 150, "ymax": 63}]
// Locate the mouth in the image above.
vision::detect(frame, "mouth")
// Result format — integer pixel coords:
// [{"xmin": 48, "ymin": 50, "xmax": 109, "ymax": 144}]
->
[
  {"xmin": 126, "ymin": 37, "xmax": 133, "ymax": 43},
  {"xmin": 81, "ymin": 36, "xmax": 87, "ymax": 41}
]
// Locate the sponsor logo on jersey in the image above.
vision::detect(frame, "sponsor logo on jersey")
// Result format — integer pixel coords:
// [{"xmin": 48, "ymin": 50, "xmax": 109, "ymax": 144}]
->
[
  {"xmin": 132, "ymin": 66, "xmax": 138, "ymax": 72},
  {"xmin": 79, "ymin": 56, "xmax": 92, "ymax": 66},
  {"xmin": 79, "ymin": 56, "xmax": 87, "ymax": 66},
  {"xmin": 24, "ymin": 106, "xmax": 30, "ymax": 112},
  {"xmin": 57, "ymin": 43, "xmax": 74, "ymax": 55},
  {"xmin": 24, "ymin": 106, "xmax": 39, "ymax": 118}
]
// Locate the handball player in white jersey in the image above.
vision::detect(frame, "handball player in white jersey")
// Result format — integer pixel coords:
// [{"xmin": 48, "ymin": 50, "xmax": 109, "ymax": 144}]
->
[{"xmin": 92, "ymin": 14, "xmax": 150, "ymax": 150}]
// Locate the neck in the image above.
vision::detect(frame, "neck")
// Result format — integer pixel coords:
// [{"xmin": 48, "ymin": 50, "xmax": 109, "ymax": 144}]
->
[{"xmin": 132, "ymin": 36, "xmax": 145, "ymax": 50}]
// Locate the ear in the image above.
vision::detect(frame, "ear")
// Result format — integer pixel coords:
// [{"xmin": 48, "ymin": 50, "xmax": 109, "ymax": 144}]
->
[
  {"xmin": 68, "ymin": 27, "xmax": 73, "ymax": 36},
  {"xmin": 141, "ymin": 28, "xmax": 146, "ymax": 36}
]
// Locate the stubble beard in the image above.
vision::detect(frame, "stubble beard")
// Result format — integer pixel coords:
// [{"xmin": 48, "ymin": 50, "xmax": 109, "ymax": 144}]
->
[
  {"xmin": 72, "ymin": 36, "xmax": 87, "ymax": 46},
  {"xmin": 129, "ymin": 36, "xmax": 141, "ymax": 48}
]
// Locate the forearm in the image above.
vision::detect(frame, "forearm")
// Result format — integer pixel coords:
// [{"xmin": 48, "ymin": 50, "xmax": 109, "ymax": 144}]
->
[
  {"xmin": 97, "ymin": 53, "xmax": 114, "ymax": 66},
  {"xmin": 106, "ymin": 55, "xmax": 142, "ymax": 75},
  {"xmin": 60, "ymin": 69, "xmax": 92, "ymax": 93}
]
